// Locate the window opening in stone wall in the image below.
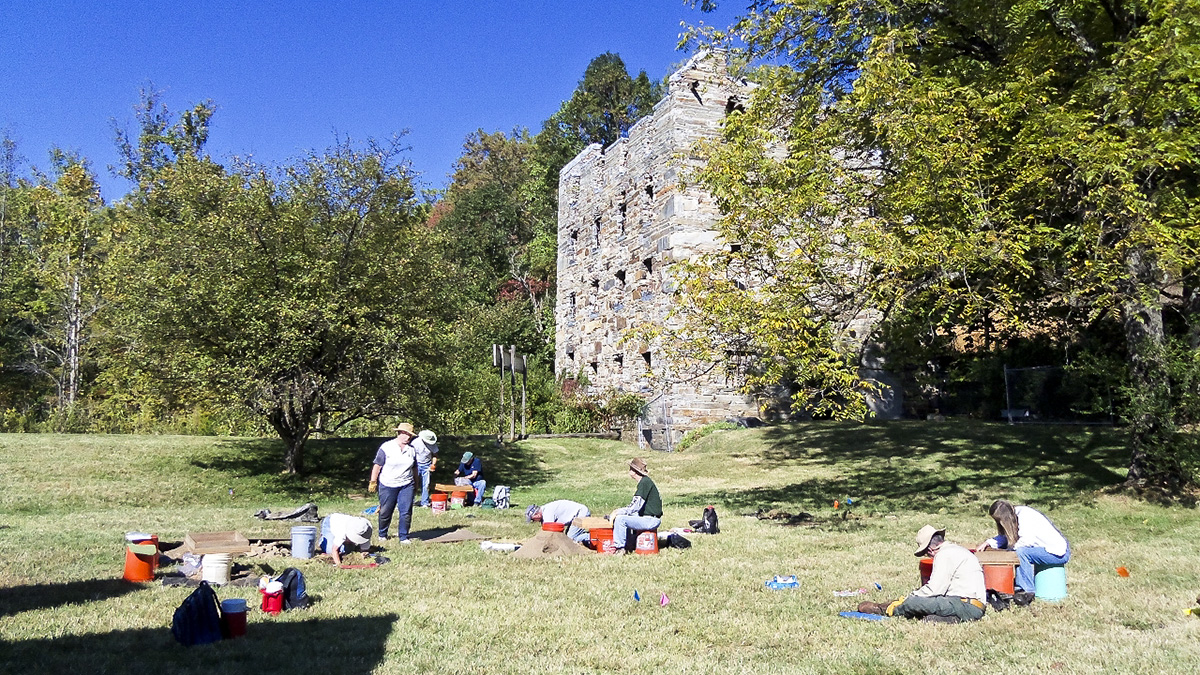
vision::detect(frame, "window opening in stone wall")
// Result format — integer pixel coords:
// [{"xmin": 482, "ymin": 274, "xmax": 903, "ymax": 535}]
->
[
  {"xmin": 614, "ymin": 354, "xmax": 623, "ymax": 373},
  {"xmin": 849, "ymin": 330, "xmax": 857, "ymax": 339},
  {"xmin": 618, "ymin": 201, "xmax": 627, "ymax": 236},
  {"xmin": 645, "ymin": 184, "xmax": 654, "ymax": 199},
  {"xmin": 590, "ymin": 278, "xmax": 599, "ymax": 290},
  {"xmin": 725, "ymin": 96, "xmax": 745, "ymax": 115},
  {"xmin": 593, "ymin": 216, "xmax": 601, "ymax": 243},
  {"xmin": 569, "ymin": 292, "xmax": 576, "ymax": 312},
  {"xmin": 641, "ymin": 351, "xmax": 651, "ymax": 367},
  {"xmin": 642, "ymin": 258, "xmax": 653, "ymax": 273},
  {"xmin": 566, "ymin": 345, "xmax": 575, "ymax": 360},
  {"xmin": 729, "ymin": 243, "xmax": 742, "ymax": 253},
  {"xmin": 615, "ymin": 270, "xmax": 626, "ymax": 285},
  {"xmin": 590, "ymin": 361, "xmax": 599, "ymax": 375}
]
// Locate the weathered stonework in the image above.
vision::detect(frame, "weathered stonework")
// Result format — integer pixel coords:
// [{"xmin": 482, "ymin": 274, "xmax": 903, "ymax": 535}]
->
[{"xmin": 554, "ymin": 51, "xmax": 759, "ymax": 449}]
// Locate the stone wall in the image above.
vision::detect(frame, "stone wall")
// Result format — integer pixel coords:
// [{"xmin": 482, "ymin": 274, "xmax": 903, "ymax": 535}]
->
[{"xmin": 554, "ymin": 51, "xmax": 760, "ymax": 449}]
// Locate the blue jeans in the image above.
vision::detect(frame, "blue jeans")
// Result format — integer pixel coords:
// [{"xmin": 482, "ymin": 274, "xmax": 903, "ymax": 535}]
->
[
  {"xmin": 470, "ymin": 479, "xmax": 486, "ymax": 505},
  {"xmin": 566, "ymin": 525, "xmax": 590, "ymax": 543},
  {"xmin": 612, "ymin": 514, "xmax": 661, "ymax": 548},
  {"xmin": 378, "ymin": 482, "xmax": 415, "ymax": 540},
  {"xmin": 416, "ymin": 462, "xmax": 432, "ymax": 506},
  {"xmin": 1015, "ymin": 546, "xmax": 1071, "ymax": 592}
]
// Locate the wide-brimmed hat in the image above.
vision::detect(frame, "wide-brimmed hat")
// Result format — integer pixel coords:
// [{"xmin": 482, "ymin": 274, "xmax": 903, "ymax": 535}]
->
[
  {"xmin": 345, "ymin": 519, "xmax": 373, "ymax": 546},
  {"xmin": 629, "ymin": 458, "xmax": 649, "ymax": 476},
  {"xmin": 525, "ymin": 504, "xmax": 540, "ymax": 522},
  {"xmin": 393, "ymin": 422, "xmax": 415, "ymax": 436},
  {"xmin": 461, "ymin": 451, "xmax": 474, "ymax": 464},
  {"xmin": 914, "ymin": 525, "xmax": 945, "ymax": 556},
  {"xmin": 418, "ymin": 429, "xmax": 438, "ymax": 446}
]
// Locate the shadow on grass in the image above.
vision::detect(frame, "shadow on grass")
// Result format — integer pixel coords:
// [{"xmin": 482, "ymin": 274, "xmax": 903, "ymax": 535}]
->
[
  {"xmin": 0, "ymin": 613, "xmax": 398, "ymax": 674},
  {"xmin": 0, "ymin": 578, "xmax": 141, "ymax": 618},
  {"xmin": 190, "ymin": 435, "xmax": 553, "ymax": 499},
  {"xmin": 683, "ymin": 421, "xmax": 1129, "ymax": 514}
]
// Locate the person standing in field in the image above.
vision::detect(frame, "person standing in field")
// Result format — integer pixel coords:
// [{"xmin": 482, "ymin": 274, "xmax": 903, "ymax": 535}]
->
[
  {"xmin": 609, "ymin": 458, "xmax": 662, "ymax": 554},
  {"xmin": 978, "ymin": 499, "xmax": 1070, "ymax": 600},
  {"xmin": 368, "ymin": 422, "xmax": 417, "ymax": 544},
  {"xmin": 412, "ymin": 429, "xmax": 439, "ymax": 507}
]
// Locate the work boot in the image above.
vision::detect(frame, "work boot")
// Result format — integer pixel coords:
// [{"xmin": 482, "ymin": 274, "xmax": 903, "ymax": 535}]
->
[
  {"xmin": 921, "ymin": 614, "xmax": 961, "ymax": 624},
  {"xmin": 857, "ymin": 601, "xmax": 889, "ymax": 615}
]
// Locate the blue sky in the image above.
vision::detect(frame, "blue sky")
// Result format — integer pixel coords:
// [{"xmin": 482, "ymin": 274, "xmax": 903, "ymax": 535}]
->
[{"xmin": 0, "ymin": 1, "xmax": 743, "ymax": 201}]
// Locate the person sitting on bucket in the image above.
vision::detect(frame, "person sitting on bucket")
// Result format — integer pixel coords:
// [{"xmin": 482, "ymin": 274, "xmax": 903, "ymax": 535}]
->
[
  {"xmin": 857, "ymin": 525, "xmax": 986, "ymax": 623},
  {"xmin": 318, "ymin": 513, "xmax": 373, "ymax": 567},
  {"xmin": 607, "ymin": 458, "xmax": 662, "ymax": 555},
  {"xmin": 978, "ymin": 498, "xmax": 1069, "ymax": 603},
  {"xmin": 526, "ymin": 500, "xmax": 592, "ymax": 543},
  {"xmin": 454, "ymin": 451, "xmax": 486, "ymax": 506}
]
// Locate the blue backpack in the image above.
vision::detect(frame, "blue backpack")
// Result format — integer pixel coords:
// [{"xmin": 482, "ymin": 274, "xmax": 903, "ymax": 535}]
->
[
  {"xmin": 275, "ymin": 567, "xmax": 308, "ymax": 610},
  {"xmin": 171, "ymin": 581, "xmax": 223, "ymax": 646}
]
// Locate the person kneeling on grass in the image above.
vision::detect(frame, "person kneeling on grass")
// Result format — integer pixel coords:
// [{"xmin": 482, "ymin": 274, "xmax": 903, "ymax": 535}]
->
[
  {"xmin": 526, "ymin": 500, "xmax": 592, "ymax": 543},
  {"xmin": 319, "ymin": 513, "xmax": 373, "ymax": 567},
  {"xmin": 608, "ymin": 458, "xmax": 663, "ymax": 555},
  {"xmin": 857, "ymin": 525, "xmax": 986, "ymax": 624}
]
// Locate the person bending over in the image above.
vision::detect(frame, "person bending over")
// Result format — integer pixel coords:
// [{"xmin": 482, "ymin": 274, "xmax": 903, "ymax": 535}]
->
[
  {"xmin": 526, "ymin": 499, "xmax": 591, "ymax": 543},
  {"xmin": 319, "ymin": 513, "xmax": 373, "ymax": 567}
]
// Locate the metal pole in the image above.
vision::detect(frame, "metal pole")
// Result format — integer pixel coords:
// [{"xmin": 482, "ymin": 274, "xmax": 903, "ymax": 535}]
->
[
  {"xmin": 1003, "ymin": 364, "xmax": 1013, "ymax": 425},
  {"xmin": 521, "ymin": 368, "xmax": 527, "ymax": 439},
  {"xmin": 509, "ymin": 345, "xmax": 517, "ymax": 442}
]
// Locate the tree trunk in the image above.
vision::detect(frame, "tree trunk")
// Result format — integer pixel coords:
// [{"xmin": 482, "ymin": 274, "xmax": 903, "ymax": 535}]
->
[{"xmin": 1120, "ymin": 247, "xmax": 1172, "ymax": 485}]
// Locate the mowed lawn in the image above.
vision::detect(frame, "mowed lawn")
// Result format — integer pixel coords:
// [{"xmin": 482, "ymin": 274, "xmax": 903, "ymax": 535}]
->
[{"xmin": 2, "ymin": 422, "xmax": 1198, "ymax": 674}]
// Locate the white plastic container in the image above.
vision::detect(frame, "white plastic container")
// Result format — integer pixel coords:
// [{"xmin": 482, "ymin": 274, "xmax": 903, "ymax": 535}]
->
[{"xmin": 201, "ymin": 553, "xmax": 234, "ymax": 585}]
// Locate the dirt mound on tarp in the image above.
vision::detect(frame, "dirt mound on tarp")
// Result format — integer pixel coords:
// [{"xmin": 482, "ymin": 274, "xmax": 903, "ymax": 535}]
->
[{"xmin": 511, "ymin": 530, "xmax": 592, "ymax": 559}]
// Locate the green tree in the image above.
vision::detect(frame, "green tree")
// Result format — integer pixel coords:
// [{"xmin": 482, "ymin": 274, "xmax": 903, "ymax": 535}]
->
[
  {"xmin": 681, "ymin": 1, "xmax": 1200, "ymax": 482},
  {"xmin": 114, "ymin": 128, "xmax": 455, "ymax": 473}
]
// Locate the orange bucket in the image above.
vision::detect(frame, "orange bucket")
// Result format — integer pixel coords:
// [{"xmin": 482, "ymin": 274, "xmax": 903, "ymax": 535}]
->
[
  {"xmin": 919, "ymin": 557, "xmax": 933, "ymax": 586},
  {"xmin": 431, "ymin": 493, "xmax": 448, "ymax": 513},
  {"xmin": 123, "ymin": 534, "xmax": 158, "ymax": 582},
  {"xmin": 590, "ymin": 527, "xmax": 617, "ymax": 554},
  {"xmin": 450, "ymin": 491, "xmax": 467, "ymax": 509},
  {"xmin": 982, "ymin": 563, "xmax": 1015, "ymax": 594},
  {"xmin": 634, "ymin": 529, "xmax": 659, "ymax": 555},
  {"xmin": 542, "ymin": 522, "xmax": 565, "ymax": 532}
]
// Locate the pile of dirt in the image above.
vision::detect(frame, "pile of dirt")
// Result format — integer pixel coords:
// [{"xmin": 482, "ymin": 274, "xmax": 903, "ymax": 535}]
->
[{"xmin": 511, "ymin": 530, "xmax": 592, "ymax": 559}]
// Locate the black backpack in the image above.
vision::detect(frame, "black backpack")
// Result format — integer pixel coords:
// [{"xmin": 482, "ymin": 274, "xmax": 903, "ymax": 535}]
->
[
  {"xmin": 689, "ymin": 506, "xmax": 720, "ymax": 534},
  {"xmin": 275, "ymin": 567, "xmax": 308, "ymax": 610},
  {"xmin": 171, "ymin": 581, "xmax": 223, "ymax": 646}
]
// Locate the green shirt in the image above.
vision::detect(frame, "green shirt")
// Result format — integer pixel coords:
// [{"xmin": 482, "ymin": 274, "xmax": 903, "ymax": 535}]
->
[{"xmin": 634, "ymin": 475, "xmax": 663, "ymax": 518}]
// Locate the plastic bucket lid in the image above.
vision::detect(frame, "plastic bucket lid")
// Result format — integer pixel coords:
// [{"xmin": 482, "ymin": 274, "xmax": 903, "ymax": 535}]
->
[
  {"xmin": 265, "ymin": 580, "xmax": 284, "ymax": 594},
  {"xmin": 221, "ymin": 598, "xmax": 247, "ymax": 612},
  {"xmin": 125, "ymin": 531, "xmax": 153, "ymax": 542}
]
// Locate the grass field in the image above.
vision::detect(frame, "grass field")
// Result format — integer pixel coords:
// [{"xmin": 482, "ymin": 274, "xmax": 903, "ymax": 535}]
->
[{"xmin": 2, "ymin": 421, "xmax": 1198, "ymax": 674}]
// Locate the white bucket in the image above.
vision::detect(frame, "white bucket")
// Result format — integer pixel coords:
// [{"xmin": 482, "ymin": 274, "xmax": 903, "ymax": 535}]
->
[{"xmin": 201, "ymin": 553, "xmax": 234, "ymax": 585}]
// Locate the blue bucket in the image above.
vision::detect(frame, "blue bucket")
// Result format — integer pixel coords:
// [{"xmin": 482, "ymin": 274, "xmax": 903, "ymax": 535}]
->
[
  {"xmin": 1034, "ymin": 563, "xmax": 1067, "ymax": 601},
  {"xmin": 291, "ymin": 525, "xmax": 318, "ymax": 559}
]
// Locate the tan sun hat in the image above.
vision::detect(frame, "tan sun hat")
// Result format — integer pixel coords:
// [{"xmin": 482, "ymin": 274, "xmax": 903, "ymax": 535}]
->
[
  {"xmin": 393, "ymin": 422, "xmax": 415, "ymax": 436},
  {"xmin": 345, "ymin": 519, "xmax": 373, "ymax": 546},
  {"xmin": 629, "ymin": 458, "xmax": 649, "ymax": 476},
  {"xmin": 914, "ymin": 525, "xmax": 945, "ymax": 556}
]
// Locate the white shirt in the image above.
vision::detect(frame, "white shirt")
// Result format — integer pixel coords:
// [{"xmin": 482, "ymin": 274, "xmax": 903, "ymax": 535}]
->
[
  {"xmin": 326, "ymin": 514, "xmax": 371, "ymax": 552},
  {"xmin": 412, "ymin": 437, "xmax": 438, "ymax": 465},
  {"xmin": 912, "ymin": 542, "xmax": 986, "ymax": 602},
  {"xmin": 540, "ymin": 500, "xmax": 590, "ymax": 525},
  {"xmin": 1012, "ymin": 505, "xmax": 1069, "ymax": 556},
  {"xmin": 374, "ymin": 438, "xmax": 415, "ymax": 488}
]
